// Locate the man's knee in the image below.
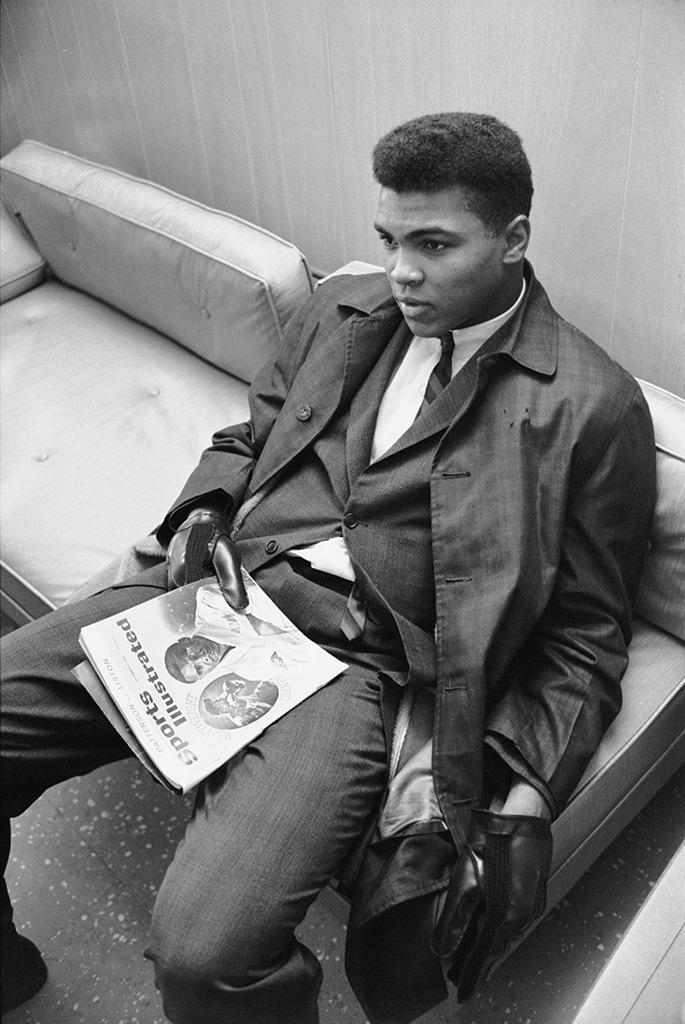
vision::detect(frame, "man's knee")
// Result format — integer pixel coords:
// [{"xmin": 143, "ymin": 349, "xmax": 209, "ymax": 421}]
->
[
  {"xmin": 148, "ymin": 891, "xmax": 322, "ymax": 1024},
  {"xmin": 150, "ymin": 879, "xmax": 288, "ymax": 986}
]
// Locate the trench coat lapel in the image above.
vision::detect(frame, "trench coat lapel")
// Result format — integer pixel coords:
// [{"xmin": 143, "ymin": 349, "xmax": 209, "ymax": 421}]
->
[{"xmin": 248, "ymin": 307, "xmax": 403, "ymax": 496}]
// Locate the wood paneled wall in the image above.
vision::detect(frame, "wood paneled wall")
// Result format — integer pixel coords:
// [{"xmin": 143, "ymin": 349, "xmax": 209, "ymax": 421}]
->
[{"xmin": 2, "ymin": 0, "xmax": 683, "ymax": 392}]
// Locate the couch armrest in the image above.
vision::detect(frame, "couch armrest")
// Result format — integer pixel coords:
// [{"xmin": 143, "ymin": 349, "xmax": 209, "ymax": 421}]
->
[
  {"xmin": 634, "ymin": 380, "xmax": 685, "ymax": 642},
  {"xmin": 0, "ymin": 203, "xmax": 46, "ymax": 304}
]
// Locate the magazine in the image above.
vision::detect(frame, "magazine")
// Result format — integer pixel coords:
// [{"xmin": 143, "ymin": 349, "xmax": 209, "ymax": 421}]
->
[{"xmin": 75, "ymin": 574, "xmax": 347, "ymax": 793}]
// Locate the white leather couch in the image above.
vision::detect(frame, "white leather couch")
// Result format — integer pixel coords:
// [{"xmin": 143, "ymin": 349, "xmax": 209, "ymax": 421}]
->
[
  {"xmin": 0, "ymin": 140, "xmax": 312, "ymax": 622},
  {"xmin": 1, "ymin": 140, "xmax": 683, "ymax": 940}
]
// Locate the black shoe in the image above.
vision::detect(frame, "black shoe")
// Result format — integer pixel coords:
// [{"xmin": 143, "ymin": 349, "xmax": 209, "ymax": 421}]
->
[{"xmin": 1, "ymin": 933, "xmax": 48, "ymax": 1013}]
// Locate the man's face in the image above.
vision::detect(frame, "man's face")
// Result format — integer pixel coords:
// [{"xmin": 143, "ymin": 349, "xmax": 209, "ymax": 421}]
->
[
  {"xmin": 374, "ymin": 186, "xmax": 522, "ymax": 337},
  {"xmin": 179, "ymin": 636, "xmax": 225, "ymax": 682}
]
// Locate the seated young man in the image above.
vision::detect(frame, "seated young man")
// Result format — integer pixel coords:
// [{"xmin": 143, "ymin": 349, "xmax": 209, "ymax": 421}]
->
[{"xmin": 1, "ymin": 112, "xmax": 655, "ymax": 1023}]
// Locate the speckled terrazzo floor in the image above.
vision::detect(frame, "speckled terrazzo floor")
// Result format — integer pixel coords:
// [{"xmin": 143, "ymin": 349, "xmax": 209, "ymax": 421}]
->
[{"xmin": 3, "ymin": 621, "xmax": 684, "ymax": 1024}]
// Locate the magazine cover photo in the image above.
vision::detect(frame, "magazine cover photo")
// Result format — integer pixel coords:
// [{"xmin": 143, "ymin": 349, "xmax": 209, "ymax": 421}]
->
[{"xmin": 76, "ymin": 574, "xmax": 347, "ymax": 792}]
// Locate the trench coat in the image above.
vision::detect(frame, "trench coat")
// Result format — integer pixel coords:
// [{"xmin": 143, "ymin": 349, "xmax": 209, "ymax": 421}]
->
[{"xmin": 160, "ymin": 264, "xmax": 655, "ymax": 1021}]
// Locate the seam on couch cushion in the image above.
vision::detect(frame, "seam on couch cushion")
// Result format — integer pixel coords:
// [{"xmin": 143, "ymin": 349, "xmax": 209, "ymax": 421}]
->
[
  {"xmin": 1, "ymin": 141, "xmax": 312, "ymax": 256},
  {"xmin": 1, "ymin": 265, "xmax": 46, "ymax": 297}
]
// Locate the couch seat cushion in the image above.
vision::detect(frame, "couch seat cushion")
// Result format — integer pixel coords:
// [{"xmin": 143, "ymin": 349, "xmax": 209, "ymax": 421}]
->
[{"xmin": 1, "ymin": 281, "xmax": 249, "ymax": 607}]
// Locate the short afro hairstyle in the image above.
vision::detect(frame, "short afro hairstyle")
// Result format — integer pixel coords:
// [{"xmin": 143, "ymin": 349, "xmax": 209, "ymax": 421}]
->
[{"xmin": 372, "ymin": 112, "xmax": 533, "ymax": 232}]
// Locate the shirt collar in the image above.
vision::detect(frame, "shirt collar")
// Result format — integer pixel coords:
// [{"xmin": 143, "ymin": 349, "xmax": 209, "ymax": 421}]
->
[{"xmin": 450, "ymin": 278, "xmax": 526, "ymax": 348}]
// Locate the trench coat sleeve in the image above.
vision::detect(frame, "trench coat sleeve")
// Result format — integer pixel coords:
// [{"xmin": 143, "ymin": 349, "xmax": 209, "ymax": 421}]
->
[
  {"xmin": 155, "ymin": 289, "xmax": 328, "ymax": 546},
  {"xmin": 485, "ymin": 383, "xmax": 656, "ymax": 817}
]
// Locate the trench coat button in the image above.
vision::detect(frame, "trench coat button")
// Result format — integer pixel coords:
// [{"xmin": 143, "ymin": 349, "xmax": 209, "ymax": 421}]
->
[
  {"xmin": 343, "ymin": 512, "xmax": 359, "ymax": 529},
  {"xmin": 295, "ymin": 402, "xmax": 312, "ymax": 421},
  {"xmin": 265, "ymin": 539, "xmax": 279, "ymax": 554}
]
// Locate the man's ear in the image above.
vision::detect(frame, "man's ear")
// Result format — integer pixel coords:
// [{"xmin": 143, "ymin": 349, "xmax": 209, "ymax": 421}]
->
[{"xmin": 502, "ymin": 215, "xmax": 530, "ymax": 264}]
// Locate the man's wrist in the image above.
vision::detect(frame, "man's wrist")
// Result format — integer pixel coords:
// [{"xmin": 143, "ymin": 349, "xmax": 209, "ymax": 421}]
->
[
  {"xmin": 491, "ymin": 775, "xmax": 552, "ymax": 820},
  {"xmin": 167, "ymin": 491, "xmax": 232, "ymax": 536},
  {"xmin": 179, "ymin": 506, "xmax": 223, "ymax": 529}
]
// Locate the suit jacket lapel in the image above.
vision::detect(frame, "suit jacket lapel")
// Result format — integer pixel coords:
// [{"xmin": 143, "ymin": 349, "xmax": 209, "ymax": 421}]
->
[
  {"xmin": 346, "ymin": 319, "xmax": 413, "ymax": 485},
  {"xmin": 248, "ymin": 307, "xmax": 403, "ymax": 496}
]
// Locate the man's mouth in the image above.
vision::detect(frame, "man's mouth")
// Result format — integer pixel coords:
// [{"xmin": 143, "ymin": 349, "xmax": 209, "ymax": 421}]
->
[{"xmin": 396, "ymin": 296, "xmax": 430, "ymax": 315}]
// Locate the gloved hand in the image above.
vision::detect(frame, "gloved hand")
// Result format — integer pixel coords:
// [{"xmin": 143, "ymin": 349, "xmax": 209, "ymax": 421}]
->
[
  {"xmin": 432, "ymin": 809, "xmax": 552, "ymax": 1001},
  {"xmin": 166, "ymin": 506, "xmax": 248, "ymax": 610}
]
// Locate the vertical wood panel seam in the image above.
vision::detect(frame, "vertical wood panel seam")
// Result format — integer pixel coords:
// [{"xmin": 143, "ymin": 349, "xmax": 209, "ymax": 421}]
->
[
  {"xmin": 3, "ymin": 5, "xmax": 41, "ymax": 136},
  {"xmin": 367, "ymin": 3, "xmax": 380, "ymax": 141},
  {"xmin": 262, "ymin": 0, "xmax": 293, "ymax": 240},
  {"xmin": 65, "ymin": 0, "xmax": 86, "ymax": 81},
  {"xmin": 607, "ymin": 0, "xmax": 646, "ymax": 356},
  {"xmin": 0, "ymin": 64, "xmax": 22, "ymax": 145},
  {"xmin": 367, "ymin": 3, "xmax": 382, "ymax": 265},
  {"xmin": 42, "ymin": 0, "xmax": 79, "ymax": 146},
  {"xmin": 521, "ymin": 0, "xmax": 529, "ymax": 121},
  {"xmin": 112, "ymin": 2, "xmax": 152, "ymax": 180},
  {"xmin": 322, "ymin": 0, "xmax": 346, "ymax": 254},
  {"xmin": 227, "ymin": 0, "xmax": 261, "ymax": 223},
  {"xmin": 175, "ymin": 0, "xmax": 215, "ymax": 206}
]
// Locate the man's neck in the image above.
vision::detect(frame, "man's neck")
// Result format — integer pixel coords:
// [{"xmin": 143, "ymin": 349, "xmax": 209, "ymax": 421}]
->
[{"xmin": 450, "ymin": 277, "xmax": 526, "ymax": 347}]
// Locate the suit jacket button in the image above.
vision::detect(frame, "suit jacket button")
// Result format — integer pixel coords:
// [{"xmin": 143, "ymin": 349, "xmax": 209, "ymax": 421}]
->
[
  {"xmin": 265, "ymin": 540, "xmax": 279, "ymax": 554},
  {"xmin": 295, "ymin": 402, "xmax": 312, "ymax": 421},
  {"xmin": 343, "ymin": 512, "xmax": 359, "ymax": 529}
]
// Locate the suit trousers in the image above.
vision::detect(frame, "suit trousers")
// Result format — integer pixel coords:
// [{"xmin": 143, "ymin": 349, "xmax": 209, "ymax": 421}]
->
[{"xmin": 1, "ymin": 557, "xmax": 404, "ymax": 1023}]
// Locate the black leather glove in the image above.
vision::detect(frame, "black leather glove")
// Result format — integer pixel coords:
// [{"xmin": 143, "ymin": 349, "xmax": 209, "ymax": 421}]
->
[
  {"xmin": 166, "ymin": 506, "xmax": 248, "ymax": 610},
  {"xmin": 432, "ymin": 809, "xmax": 552, "ymax": 1002}
]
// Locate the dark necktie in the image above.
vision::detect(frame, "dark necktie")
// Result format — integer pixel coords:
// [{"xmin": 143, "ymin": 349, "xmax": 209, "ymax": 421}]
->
[{"xmin": 418, "ymin": 333, "xmax": 455, "ymax": 415}]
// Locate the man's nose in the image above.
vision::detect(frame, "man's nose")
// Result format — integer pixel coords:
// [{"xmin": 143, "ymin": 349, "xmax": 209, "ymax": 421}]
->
[{"xmin": 389, "ymin": 249, "xmax": 423, "ymax": 286}]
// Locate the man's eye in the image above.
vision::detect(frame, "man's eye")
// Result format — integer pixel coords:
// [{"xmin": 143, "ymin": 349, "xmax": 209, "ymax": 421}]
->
[
  {"xmin": 377, "ymin": 234, "xmax": 397, "ymax": 249},
  {"xmin": 424, "ymin": 240, "xmax": 446, "ymax": 252}
]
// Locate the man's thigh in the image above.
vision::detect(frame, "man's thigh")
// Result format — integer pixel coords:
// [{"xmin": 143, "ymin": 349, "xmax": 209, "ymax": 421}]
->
[
  {"xmin": 149, "ymin": 668, "xmax": 389, "ymax": 981},
  {"xmin": 1, "ymin": 563, "xmax": 169, "ymax": 812}
]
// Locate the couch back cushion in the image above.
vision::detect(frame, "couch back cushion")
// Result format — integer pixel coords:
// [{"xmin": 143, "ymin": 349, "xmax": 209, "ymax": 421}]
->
[
  {"xmin": 634, "ymin": 380, "xmax": 685, "ymax": 641},
  {"xmin": 0, "ymin": 140, "xmax": 312, "ymax": 383}
]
